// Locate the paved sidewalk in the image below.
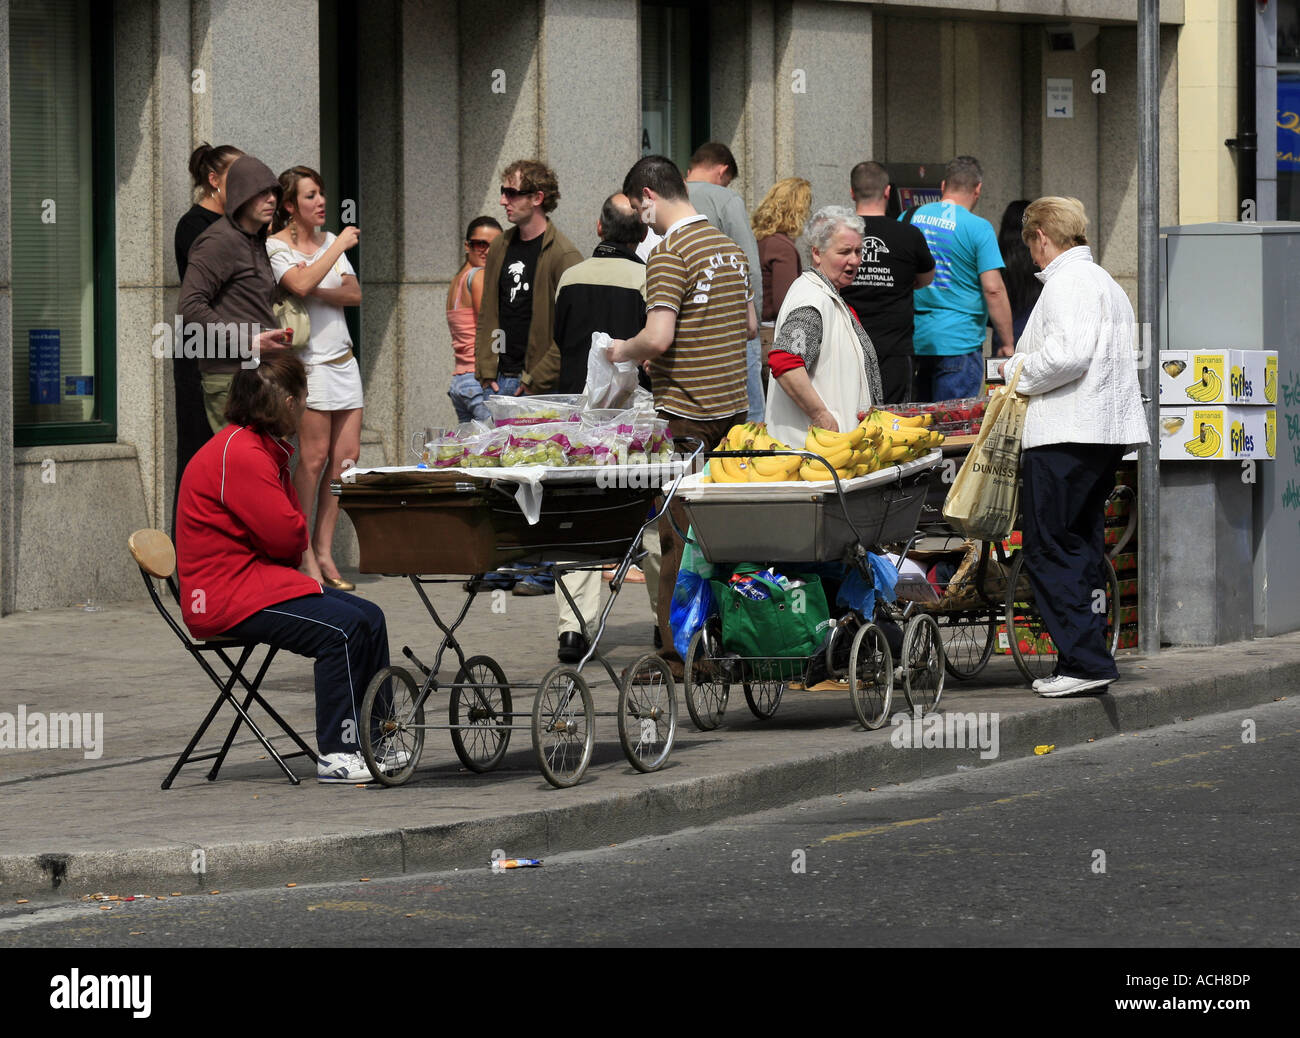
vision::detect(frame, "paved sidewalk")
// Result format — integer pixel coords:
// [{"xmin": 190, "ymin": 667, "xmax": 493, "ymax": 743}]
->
[{"xmin": 1, "ymin": 572, "xmax": 1296, "ymax": 900}]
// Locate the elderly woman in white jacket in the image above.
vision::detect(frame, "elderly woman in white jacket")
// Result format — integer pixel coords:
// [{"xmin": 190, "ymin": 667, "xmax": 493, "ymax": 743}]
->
[
  {"xmin": 1000, "ymin": 196, "xmax": 1148, "ymax": 698},
  {"xmin": 765, "ymin": 206, "xmax": 882, "ymax": 447}
]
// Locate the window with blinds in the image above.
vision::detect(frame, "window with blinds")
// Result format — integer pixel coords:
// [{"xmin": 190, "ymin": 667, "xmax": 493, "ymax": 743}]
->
[{"xmin": 10, "ymin": 0, "xmax": 110, "ymax": 437}]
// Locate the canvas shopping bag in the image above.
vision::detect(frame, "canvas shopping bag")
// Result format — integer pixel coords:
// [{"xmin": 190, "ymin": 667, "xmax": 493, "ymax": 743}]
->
[{"xmin": 942, "ymin": 364, "xmax": 1029, "ymax": 541}]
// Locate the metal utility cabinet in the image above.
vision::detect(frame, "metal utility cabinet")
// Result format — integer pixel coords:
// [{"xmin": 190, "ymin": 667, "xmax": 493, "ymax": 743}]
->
[{"xmin": 1159, "ymin": 222, "xmax": 1300, "ymax": 642}]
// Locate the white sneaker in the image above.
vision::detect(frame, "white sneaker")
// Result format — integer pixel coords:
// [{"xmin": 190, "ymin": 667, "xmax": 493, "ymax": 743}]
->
[
  {"xmin": 1035, "ymin": 674, "xmax": 1113, "ymax": 698},
  {"xmin": 317, "ymin": 751, "xmax": 376, "ymax": 784},
  {"xmin": 375, "ymin": 744, "xmax": 412, "ymax": 773},
  {"xmin": 1031, "ymin": 673, "xmax": 1058, "ymax": 692}
]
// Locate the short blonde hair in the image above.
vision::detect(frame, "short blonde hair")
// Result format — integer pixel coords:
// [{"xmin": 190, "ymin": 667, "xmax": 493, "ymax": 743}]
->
[{"xmin": 1021, "ymin": 196, "xmax": 1089, "ymax": 249}]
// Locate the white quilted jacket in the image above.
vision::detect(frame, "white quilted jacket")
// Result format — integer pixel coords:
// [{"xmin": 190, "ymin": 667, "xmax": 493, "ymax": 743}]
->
[{"xmin": 1008, "ymin": 246, "xmax": 1149, "ymax": 450}]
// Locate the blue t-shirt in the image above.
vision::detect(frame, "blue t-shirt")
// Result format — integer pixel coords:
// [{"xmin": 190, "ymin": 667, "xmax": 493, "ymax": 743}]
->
[{"xmin": 905, "ymin": 201, "xmax": 1004, "ymax": 356}]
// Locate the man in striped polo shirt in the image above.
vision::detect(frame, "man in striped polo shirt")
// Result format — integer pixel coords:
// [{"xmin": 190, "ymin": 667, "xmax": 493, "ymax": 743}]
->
[{"xmin": 612, "ymin": 154, "xmax": 757, "ymax": 666}]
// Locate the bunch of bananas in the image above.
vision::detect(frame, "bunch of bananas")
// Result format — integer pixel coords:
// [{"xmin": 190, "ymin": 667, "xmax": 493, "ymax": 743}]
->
[
  {"xmin": 800, "ymin": 424, "xmax": 880, "ymax": 481},
  {"xmin": 1265, "ymin": 365, "xmax": 1277, "ymax": 404},
  {"xmin": 1183, "ymin": 422, "xmax": 1222, "ymax": 458},
  {"xmin": 701, "ymin": 411, "xmax": 945, "ymax": 484},
  {"xmin": 864, "ymin": 409, "xmax": 946, "ymax": 466},
  {"xmin": 1185, "ymin": 366, "xmax": 1223, "ymax": 402},
  {"xmin": 703, "ymin": 422, "xmax": 804, "ymax": 483}
]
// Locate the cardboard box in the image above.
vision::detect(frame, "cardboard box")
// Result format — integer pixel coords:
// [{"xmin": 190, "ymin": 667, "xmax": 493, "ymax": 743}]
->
[
  {"xmin": 1159, "ymin": 349, "xmax": 1278, "ymax": 405},
  {"xmin": 1158, "ymin": 405, "xmax": 1276, "ymax": 460},
  {"xmin": 1227, "ymin": 350, "xmax": 1277, "ymax": 405}
]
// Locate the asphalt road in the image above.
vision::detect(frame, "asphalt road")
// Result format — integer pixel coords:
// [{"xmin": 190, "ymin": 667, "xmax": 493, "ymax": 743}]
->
[{"xmin": 2, "ymin": 698, "xmax": 1295, "ymax": 952}]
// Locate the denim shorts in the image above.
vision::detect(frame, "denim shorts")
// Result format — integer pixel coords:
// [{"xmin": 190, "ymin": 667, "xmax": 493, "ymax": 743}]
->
[{"xmin": 448, "ymin": 372, "xmax": 491, "ymax": 424}]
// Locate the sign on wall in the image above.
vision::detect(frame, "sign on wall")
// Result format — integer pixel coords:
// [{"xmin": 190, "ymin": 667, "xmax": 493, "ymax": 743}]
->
[{"xmin": 1046, "ymin": 78, "xmax": 1074, "ymax": 119}]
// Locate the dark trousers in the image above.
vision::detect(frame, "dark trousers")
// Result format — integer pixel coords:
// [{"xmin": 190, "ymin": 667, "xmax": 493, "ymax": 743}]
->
[
  {"xmin": 1020, "ymin": 443, "xmax": 1124, "ymax": 681},
  {"xmin": 877, "ymin": 354, "xmax": 914, "ymax": 404},
  {"xmin": 223, "ymin": 587, "xmax": 390, "ymax": 754},
  {"xmin": 170, "ymin": 358, "xmax": 214, "ymax": 541},
  {"xmin": 657, "ymin": 410, "xmax": 747, "ymax": 659}
]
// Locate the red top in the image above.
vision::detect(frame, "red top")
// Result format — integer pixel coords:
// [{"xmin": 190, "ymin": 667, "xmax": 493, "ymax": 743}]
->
[
  {"xmin": 446, "ymin": 267, "xmax": 480, "ymax": 374},
  {"xmin": 176, "ymin": 425, "xmax": 321, "ymax": 639}
]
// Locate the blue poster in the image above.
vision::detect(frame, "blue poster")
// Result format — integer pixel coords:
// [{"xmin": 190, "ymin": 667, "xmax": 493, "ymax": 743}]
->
[
  {"xmin": 28, "ymin": 329, "xmax": 60, "ymax": 405},
  {"xmin": 1277, "ymin": 78, "xmax": 1300, "ymax": 172}
]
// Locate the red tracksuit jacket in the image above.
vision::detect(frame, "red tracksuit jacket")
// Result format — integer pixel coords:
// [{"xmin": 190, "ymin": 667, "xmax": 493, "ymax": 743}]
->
[{"xmin": 176, "ymin": 424, "xmax": 321, "ymax": 639}]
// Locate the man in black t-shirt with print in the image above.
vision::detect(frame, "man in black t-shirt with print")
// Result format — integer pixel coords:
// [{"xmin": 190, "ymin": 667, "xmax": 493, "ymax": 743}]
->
[{"xmin": 839, "ymin": 161, "xmax": 935, "ymax": 403}]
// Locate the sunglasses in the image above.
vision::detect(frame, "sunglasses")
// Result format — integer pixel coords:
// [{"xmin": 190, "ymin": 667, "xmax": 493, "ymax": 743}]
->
[
  {"xmin": 466, "ymin": 238, "xmax": 493, "ymax": 249},
  {"xmin": 499, "ymin": 185, "xmax": 536, "ymax": 200}
]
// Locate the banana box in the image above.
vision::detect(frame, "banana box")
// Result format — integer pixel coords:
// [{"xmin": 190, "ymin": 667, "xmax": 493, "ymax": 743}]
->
[
  {"xmin": 1159, "ymin": 351, "xmax": 1228, "ymax": 404},
  {"xmin": 1158, "ymin": 405, "xmax": 1275, "ymax": 460},
  {"xmin": 1227, "ymin": 350, "xmax": 1277, "ymax": 405}
]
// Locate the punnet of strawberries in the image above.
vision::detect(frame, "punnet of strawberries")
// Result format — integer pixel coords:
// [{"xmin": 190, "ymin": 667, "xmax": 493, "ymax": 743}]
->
[{"xmin": 891, "ymin": 397, "xmax": 988, "ymax": 436}]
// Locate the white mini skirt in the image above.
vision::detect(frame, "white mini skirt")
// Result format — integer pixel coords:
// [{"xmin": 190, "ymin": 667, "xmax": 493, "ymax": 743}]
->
[{"xmin": 306, "ymin": 355, "xmax": 364, "ymax": 411}]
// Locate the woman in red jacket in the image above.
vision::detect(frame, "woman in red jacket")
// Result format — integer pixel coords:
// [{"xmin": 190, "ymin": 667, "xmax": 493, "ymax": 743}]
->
[{"xmin": 175, "ymin": 352, "xmax": 395, "ymax": 783}]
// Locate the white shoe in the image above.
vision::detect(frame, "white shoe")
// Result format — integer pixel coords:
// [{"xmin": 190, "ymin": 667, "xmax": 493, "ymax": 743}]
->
[
  {"xmin": 375, "ymin": 744, "xmax": 412, "ymax": 773},
  {"xmin": 1035, "ymin": 674, "xmax": 1113, "ymax": 698},
  {"xmin": 1031, "ymin": 674, "xmax": 1058, "ymax": 692},
  {"xmin": 317, "ymin": 751, "xmax": 375, "ymax": 783}
]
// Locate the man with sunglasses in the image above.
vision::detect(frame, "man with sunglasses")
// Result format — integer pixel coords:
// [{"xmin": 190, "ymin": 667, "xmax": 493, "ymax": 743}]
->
[
  {"xmin": 474, "ymin": 160, "xmax": 582, "ymax": 596},
  {"xmin": 474, "ymin": 160, "xmax": 582, "ymax": 401}
]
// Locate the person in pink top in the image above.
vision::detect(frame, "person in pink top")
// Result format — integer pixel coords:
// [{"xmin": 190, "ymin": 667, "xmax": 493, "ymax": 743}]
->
[{"xmin": 447, "ymin": 216, "xmax": 503, "ymax": 422}]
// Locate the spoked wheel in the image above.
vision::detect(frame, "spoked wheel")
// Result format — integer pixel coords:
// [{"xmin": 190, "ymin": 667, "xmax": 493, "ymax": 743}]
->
[
  {"xmin": 530, "ymin": 665, "xmax": 595, "ymax": 788},
  {"xmin": 848, "ymin": 623, "xmax": 893, "ymax": 731},
  {"xmin": 617, "ymin": 653, "xmax": 677, "ymax": 773},
  {"xmin": 683, "ymin": 620, "xmax": 729, "ymax": 731},
  {"xmin": 940, "ymin": 612, "xmax": 997, "ymax": 680},
  {"xmin": 1004, "ymin": 552, "xmax": 1122, "ymax": 684},
  {"xmin": 449, "ymin": 655, "xmax": 512, "ymax": 773},
  {"xmin": 360, "ymin": 665, "xmax": 425, "ymax": 787},
  {"xmin": 742, "ymin": 671, "xmax": 784, "ymax": 720},
  {"xmin": 901, "ymin": 613, "xmax": 945, "ymax": 714}
]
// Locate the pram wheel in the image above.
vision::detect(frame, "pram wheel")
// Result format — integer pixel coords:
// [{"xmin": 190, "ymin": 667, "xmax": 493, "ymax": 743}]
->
[
  {"xmin": 940, "ymin": 613, "xmax": 996, "ymax": 680},
  {"xmin": 360, "ymin": 665, "xmax": 425, "ymax": 787},
  {"xmin": 531, "ymin": 665, "xmax": 595, "ymax": 788},
  {"xmin": 848, "ymin": 623, "xmax": 893, "ymax": 730},
  {"xmin": 618, "ymin": 653, "xmax": 677, "ymax": 772},
  {"xmin": 449, "ymin": 655, "xmax": 512, "ymax": 773},
  {"xmin": 742, "ymin": 673, "xmax": 784, "ymax": 720},
  {"xmin": 683, "ymin": 620, "xmax": 729, "ymax": 731},
  {"xmin": 901, "ymin": 613, "xmax": 945, "ymax": 714}
]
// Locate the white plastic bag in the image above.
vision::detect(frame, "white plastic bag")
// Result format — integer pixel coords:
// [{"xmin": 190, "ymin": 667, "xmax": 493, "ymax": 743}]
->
[{"xmin": 584, "ymin": 331, "xmax": 639, "ymax": 410}]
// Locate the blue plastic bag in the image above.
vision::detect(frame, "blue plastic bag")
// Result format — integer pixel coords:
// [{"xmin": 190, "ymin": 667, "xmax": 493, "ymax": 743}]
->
[
  {"xmin": 670, "ymin": 533, "xmax": 718, "ymax": 660},
  {"xmin": 836, "ymin": 552, "xmax": 899, "ymax": 617}
]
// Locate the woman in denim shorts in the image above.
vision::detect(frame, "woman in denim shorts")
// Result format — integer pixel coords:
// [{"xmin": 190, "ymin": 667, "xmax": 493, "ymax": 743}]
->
[{"xmin": 446, "ymin": 216, "xmax": 503, "ymax": 422}]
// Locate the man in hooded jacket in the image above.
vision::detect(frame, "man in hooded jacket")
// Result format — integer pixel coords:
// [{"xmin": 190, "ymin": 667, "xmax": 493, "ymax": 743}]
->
[{"xmin": 180, "ymin": 154, "xmax": 292, "ymax": 432}]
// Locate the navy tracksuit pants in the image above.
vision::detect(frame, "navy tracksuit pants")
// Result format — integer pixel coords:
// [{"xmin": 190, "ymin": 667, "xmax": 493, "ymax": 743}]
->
[
  {"xmin": 1020, "ymin": 443, "xmax": 1124, "ymax": 682},
  {"xmin": 224, "ymin": 587, "xmax": 390, "ymax": 754}
]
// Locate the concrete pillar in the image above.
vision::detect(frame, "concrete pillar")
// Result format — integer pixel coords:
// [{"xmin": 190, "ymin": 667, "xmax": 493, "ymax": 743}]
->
[
  {"xmin": 540, "ymin": 0, "xmax": 640, "ymax": 256},
  {"xmin": 1176, "ymin": 0, "xmax": 1237, "ymax": 224},
  {"xmin": 776, "ymin": 0, "xmax": 872, "ymax": 215},
  {"xmin": 199, "ymin": 0, "xmax": 321, "ymax": 175},
  {"xmin": 1098, "ymin": 25, "xmax": 1180, "ymax": 304},
  {"xmin": 1033, "ymin": 31, "xmax": 1101, "ymax": 253},
  {"xmin": 1256, "ymin": 0, "xmax": 1278, "ymax": 221},
  {"xmin": 0, "ymin": 0, "xmax": 13, "ymax": 613}
]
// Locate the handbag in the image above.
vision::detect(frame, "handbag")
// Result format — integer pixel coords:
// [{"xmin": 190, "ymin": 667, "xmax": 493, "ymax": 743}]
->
[
  {"xmin": 942, "ymin": 363, "xmax": 1029, "ymax": 541},
  {"xmin": 273, "ymin": 290, "xmax": 311, "ymax": 349}
]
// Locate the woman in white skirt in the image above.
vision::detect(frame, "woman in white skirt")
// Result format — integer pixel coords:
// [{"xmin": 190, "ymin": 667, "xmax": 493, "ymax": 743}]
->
[{"xmin": 267, "ymin": 165, "xmax": 363, "ymax": 589}]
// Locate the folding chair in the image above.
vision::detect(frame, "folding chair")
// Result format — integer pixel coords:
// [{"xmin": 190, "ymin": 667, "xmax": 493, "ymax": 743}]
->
[{"xmin": 128, "ymin": 529, "xmax": 320, "ymax": 788}]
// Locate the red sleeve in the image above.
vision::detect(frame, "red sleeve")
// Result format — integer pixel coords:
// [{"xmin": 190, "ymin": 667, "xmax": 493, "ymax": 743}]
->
[
  {"xmin": 767, "ymin": 349, "xmax": 805, "ymax": 377},
  {"xmin": 221, "ymin": 434, "xmax": 310, "ymax": 563}
]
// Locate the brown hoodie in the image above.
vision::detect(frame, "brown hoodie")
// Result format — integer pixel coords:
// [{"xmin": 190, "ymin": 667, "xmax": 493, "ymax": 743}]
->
[{"xmin": 179, "ymin": 155, "xmax": 282, "ymax": 373}]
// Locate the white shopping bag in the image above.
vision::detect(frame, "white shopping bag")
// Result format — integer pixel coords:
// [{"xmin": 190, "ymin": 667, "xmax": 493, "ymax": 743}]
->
[{"xmin": 584, "ymin": 331, "xmax": 639, "ymax": 409}]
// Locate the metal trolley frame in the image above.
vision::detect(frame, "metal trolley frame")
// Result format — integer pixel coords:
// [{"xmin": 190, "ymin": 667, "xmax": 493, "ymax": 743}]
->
[
  {"xmin": 335, "ymin": 440, "xmax": 702, "ymax": 789},
  {"xmin": 671, "ymin": 447, "xmax": 946, "ymax": 733}
]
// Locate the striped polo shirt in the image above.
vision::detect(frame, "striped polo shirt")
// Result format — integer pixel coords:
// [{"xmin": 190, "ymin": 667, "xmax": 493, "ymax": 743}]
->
[{"xmin": 645, "ymin": 214, "xmax": 751, "ymax": 419}]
